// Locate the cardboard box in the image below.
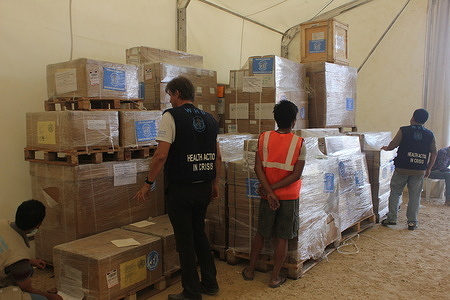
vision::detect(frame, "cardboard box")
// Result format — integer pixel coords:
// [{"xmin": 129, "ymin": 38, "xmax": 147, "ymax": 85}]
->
[
  {"xmin": 119, "ymin": 110, "xmax": 162, "ymax": 147},
  {"xmin": 26, "ymin": 111, "xmax": 119, "ymax": 151},
  {"xmin": 305, "ymin": 62, "xmax": 357, "ymax": 128},
  {"xmin": 300, "ymin": 19, "xmax": 349, "ymax": 65},
  {"xmin": 54, "ymin": 228, "xmax": 163, "ymax": 300},
  {"xmin": 122, "ymin": 215, "xmax": 178, "ymax": 275},
  {"xmin": 126, "ymin": 46, "xmax": 203, "ymax": 68},
  {"xmin": 31, "ymin": 158, "xmax": 165, "ymax": 262},
  {"xmin": 47, "ymin": 58, "xmax": 139, "ymax": 99}
]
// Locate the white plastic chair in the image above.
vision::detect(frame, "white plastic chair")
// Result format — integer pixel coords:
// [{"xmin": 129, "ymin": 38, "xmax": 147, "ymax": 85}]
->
[{"xmin": 424, "ymin": 177, "xmax": 445, "ymax": 201}]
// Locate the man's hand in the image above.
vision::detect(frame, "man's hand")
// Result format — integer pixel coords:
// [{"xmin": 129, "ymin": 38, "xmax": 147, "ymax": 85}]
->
[
  {"xmin": 134, "ymin": 183, "xmax": 152, "ymax": 204},
  {"xmin": 267, "ymin": 192, "xmax": 280, "ymax": 210},
  {"xmin": 30, "ymin": 259, "xmax": 46, "ymax": 269}
]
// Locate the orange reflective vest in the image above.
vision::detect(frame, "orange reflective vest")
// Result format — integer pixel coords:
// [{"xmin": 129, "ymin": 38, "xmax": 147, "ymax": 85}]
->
[{"xmin": 258, "ymin": 131, "xmax": 303, "ymax": 200}]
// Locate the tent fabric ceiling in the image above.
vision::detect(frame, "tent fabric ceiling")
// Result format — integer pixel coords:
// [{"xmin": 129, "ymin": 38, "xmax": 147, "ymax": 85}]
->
[{"xmin": 196, "ymin": 0, "xmax": 361, "ymax": 33}]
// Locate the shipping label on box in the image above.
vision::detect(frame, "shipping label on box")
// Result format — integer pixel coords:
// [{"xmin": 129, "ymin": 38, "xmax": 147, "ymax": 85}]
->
[
  {"xmin": 229, "ymin": 103, "xmax": 249, "ymax": 119},
  {"xmin": 254, "ymin": 103, "xmax": 274, "ymax": 120},
  {"xmin": 55, "ymin": 69, "xmax": 77, "ymax": 94},
  {"xmin": 243, "ymin": 77, "xmax": 262, "ymax": 93}
]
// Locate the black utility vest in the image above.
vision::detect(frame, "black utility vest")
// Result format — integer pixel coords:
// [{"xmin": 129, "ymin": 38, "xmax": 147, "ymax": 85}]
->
[
  {"xmin": 164, "ymin": 103, "xmax": 218, "ymax": 183},
  {"xmin": 394, "ymin": 125, "xmax": 434, "ymax": 170}
]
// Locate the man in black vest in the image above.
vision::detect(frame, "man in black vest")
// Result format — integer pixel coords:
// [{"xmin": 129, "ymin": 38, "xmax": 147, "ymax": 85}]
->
[
  {"xmin": 135, "ymin": 76, "xmax": 221, "ymax": 300},
  {"xmin": 381, "ymin": 108, "xmax": 437, "ymax": 230}
]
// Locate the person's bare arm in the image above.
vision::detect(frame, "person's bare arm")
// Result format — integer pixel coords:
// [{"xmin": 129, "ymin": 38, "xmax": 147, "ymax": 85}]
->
[
  {"xmin": 254, "ymin": 153, "xmax": 279, "ymax": 210},
  {"xmin": 134, "ymin": 141, "xmax": 171, "ymax": 203},
  {"xmin": 381, "ymin": 129, "xmax": 402, "ymax": 151},
  {"xmin": 16, "ymin": 277, "xmax": 63, "ymax": 300},
  {"xmin": 270, "ymin": 159, "xmax": 305, "ymax": 191}
]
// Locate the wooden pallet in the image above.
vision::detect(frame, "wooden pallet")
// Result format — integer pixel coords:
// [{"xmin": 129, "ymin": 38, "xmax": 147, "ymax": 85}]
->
[
  {"xmin": 211, "ymin": 245, "xmax": 227, "ymax": 261},
  {"xmin": 163, "ymin": 268, "xmax": 182, "ymax": 288},
  {"xmin": 340, "ymin": 214, "xmax": 376, "ymax": 241},
  {"xmin": 24, "ymin": 146, "xmax": 123, "ymax": 166},
  {"xmin": 123, "ymin": 275, "xmax": 166, "ymax": 300},
  {"xmin": 45, "ymin": 97, "xmax": 144, "ymax": 111},
  {"xmin": 338, "ymin": 126, "xmax": 357, "ymax": 133},
  {"xmin": 226, "ymin": 243, "xmax": 336, "ymax": 279},
  {"xmin": 124, "ymin": 145, "xmax": 157, "ymax": 160}
]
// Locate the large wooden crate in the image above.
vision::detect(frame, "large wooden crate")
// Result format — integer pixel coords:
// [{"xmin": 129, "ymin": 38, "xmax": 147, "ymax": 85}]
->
[
  {"xmin": 54, "ymin": 228, "xmax": 163, "ymax": 300},
  {"xmin": 300, "ymin": 19, "xmax": 349, "ymax": 66}
]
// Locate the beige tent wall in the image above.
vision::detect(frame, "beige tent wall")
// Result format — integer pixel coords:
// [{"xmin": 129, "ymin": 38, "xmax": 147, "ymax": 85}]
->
[
  {"xmin": 287, "ymin": 0, "xmax": 428, "ymax": 134},
  {"xmin": 0, "ymin": 0, "xmax": 177, "ymax": 219},
  {"xmin": 187, "ymin": 0, "xmax": 282, "ymax": 82},
  {"xmin": 0, "ymin": 0, "xmax": 429, "ymax": 220}
]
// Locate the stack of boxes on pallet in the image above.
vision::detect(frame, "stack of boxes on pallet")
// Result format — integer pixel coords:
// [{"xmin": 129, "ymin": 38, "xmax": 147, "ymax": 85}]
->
[
  {"xmin": 26, "ymin": 49, "xmax": 211, "ymax": 299},
  {"xmin": 223, "ymin": 55, "xmax": 308, "ymax": 134}
]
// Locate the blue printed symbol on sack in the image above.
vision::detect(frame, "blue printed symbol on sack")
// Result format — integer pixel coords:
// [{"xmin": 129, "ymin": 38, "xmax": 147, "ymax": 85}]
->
[
  {"xmin": 300, "ymin": 107, "xmax": 306, "ymax": 119},
  {"xmin": 146, "ymin": 250, "xmax": 159, "ymax": 271},
  {"xmin": 252, "ymin": 57, "xmax": 274, "ymax": 74},
  {"xmin": 346, "ymin": 98, "xmax": 354, "ymax": 111},
  {"xmin": 354, "ymin": 170, "xmax": 364, "ymax": 186},
  {"xmin": 103, "ymin": 67, "xmax": 126, "ymax": 91},
  {"xmin": 246, "ymin": 178, "xmax": 260, "ymax": 198},
  {"xmin": 309, "ymin": 39, "xmax": 326, "ymax": 53},
  {"xmin": 135, "ymin": 120, "xmax": 157, "ymax": 142},
  {"xmin": 324, "ymin": 173, "xmax": 335, "ymax": 193},
  {"xmin": 192, "ymin": 116, "xmax": 206, "ymax": 132}
]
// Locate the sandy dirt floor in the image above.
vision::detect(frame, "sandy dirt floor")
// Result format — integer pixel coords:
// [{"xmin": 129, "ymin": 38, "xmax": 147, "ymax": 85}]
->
[{"xmin": 33, "ymin": 195, "xmax": 450, "ymax": 300}]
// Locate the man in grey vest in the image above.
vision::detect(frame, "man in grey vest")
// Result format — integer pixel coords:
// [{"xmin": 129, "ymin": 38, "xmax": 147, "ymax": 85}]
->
[{"xmin": 381, "ymin": 109, "xmax": 437, "ymax": 230}]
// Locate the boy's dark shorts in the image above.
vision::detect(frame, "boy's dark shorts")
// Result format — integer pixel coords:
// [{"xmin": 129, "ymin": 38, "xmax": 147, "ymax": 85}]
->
[{"xmin": 257, "ymin": 198, "xmax": 299, "ymax": 239}]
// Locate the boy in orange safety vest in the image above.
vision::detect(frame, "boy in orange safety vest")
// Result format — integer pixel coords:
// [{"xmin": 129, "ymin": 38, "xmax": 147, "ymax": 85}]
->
[{"xmin": 242, "ymin": 100, "xmax": 306, "ymax": 288}]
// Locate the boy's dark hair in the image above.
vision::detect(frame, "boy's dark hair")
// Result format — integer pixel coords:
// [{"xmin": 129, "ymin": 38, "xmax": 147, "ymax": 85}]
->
[
  {"xmin": 165, "ymin": 76, "xmax": 195, "ymax": 101},
  {"xmin": 15, "ymin": 200, "xmax": 46, "ymax": 231},
  {"xmin": 413, "ymin": 108, "xmax": 429, "ymax": 124},
  {"xmin": 273, "ymin": 100, "xmax": 298, "ymax": 129}
]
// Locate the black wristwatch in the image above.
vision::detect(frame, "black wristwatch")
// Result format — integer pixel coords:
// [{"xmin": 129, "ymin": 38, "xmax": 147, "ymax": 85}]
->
[{"xmin": 145, "ymin": 177, "xmax": 154, "ymax": 185}]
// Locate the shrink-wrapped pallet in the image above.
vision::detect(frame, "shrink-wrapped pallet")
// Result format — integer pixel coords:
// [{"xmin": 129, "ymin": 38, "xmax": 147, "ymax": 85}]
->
[
  {"xmin": 323, "ymin": 136, "xmax": 374, "ymax": 231},
  {"xmin": 305, "ymin": 62, "xmax": 357, "ymax": 128},
  {"xmin": 119, "ymin": 110, "xmax": 162, "ymax": 147},
  {"xmin": 31, "ymin": 158, "xmax": 165, "ymax": 262},
  {"xmin": 224, "ymin": 55, "xmax": 307, "ymax": 134},
  {"xmin": 140, "ymin": 63, "xmax": 218, "ymax": 118},
  {"xmin": 47, "ymin": 58, "xmax": 139, "ymax": 99},
  {"xmin": 54, "ymin": 229, "xmax": 163, "ymax": 300},
  {"xmin": 26, "ymin": 111, "xmax": 119, "ymax": 151}
]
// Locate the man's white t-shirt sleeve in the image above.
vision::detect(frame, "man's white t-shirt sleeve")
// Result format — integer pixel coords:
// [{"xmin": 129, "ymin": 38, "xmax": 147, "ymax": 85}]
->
[{"xmin": 156, "ymin": 112, "xmax": 175, "ymax": 144}]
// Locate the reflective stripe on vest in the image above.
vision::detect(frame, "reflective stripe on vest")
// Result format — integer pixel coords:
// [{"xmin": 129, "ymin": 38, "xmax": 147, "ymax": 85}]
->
[{"xmin": 261, "ymin": 131, "xmax": 300, "ymax": 171}]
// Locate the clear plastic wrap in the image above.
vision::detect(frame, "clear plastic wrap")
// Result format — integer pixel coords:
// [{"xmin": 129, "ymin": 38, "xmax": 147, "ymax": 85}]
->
[
  {"xmin": 119, "ymin": 110, "xmax": 162, "ymax": 147},
  {"xmin": 324, "ymin": 136, "xmax": 374, "ymax": 232},
  {"xmin": 54, "ymin": 228, "xmax": 162, "ymax": 300},
  {"xmin": 47, "ymin": 58, "xmax": 139, "ymax": 99},
  {"xmin": 122, "ymin": 214, "xmax": 179, "ymax": 275},
  {"xmin": 126, "ymin": 46, "xmax": 203, "ymax": 68},
  {"xmin": 227, "ymin": 137, "xmax": 342, "ymax": 262},
  {"xmin": 26, "ymin": 111, "xmax": 119, "ymax": 151},
  {"xmin": 305, "ymin": 62, "xmax": 357, "ymax": 128},
  {"xmin": 346, "ymin": 131, "xmax": 393, "ymax": 151},
  {"xmin": 31, "ymin": 158, "xmax": 165, "ymax": 263},
  {"xmin": 225, "ymin": 55, "xmax": 308, "ymax": 133},
  {"xmin": 140, "ymin": 63, "xmax": 217, "ymax": 119}
]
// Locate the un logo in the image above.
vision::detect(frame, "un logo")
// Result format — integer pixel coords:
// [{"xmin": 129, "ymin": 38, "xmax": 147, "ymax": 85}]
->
[
  {"xmin": 413, "ymin": 131, "xmax": 423, "ymax": 140},
  {"xmin": 193, "ymin": 116, "xmax": 206, "ymax": 132},
  {"xmin": 146, "ymin": 250, "xmax": 160, "ymax": 271}
]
